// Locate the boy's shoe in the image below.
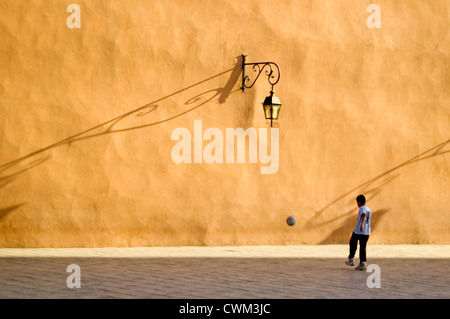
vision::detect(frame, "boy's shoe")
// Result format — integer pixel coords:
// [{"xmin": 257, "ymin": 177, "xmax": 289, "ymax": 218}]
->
[
  {"xmin": 345, "ymin": 259, "xmax": 355, "ymax": 266},
  {"xmin": 355, "ymin": 263, "xmax": 367, "ymax": 270}
]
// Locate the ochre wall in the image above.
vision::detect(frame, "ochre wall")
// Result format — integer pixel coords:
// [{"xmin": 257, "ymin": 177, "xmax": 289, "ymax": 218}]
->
[{"xmin": 0, "ymin": 0, "xmax": 449, "ymax": 247}]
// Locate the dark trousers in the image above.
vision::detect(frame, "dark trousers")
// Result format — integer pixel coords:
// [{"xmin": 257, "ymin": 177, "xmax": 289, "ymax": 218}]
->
[{"xmin": 349, "ymin": 232, "xmax": 369, "ymax": 262}]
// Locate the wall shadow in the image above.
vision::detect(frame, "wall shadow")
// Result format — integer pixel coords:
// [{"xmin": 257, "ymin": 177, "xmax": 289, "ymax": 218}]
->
[
  {"xmin": 219, "ymin": 55, "xmax": 244, "ymax": 104},
  {"xmin": 304, "ymin": 138, "xmax": 450, "ymax": 234},
  {"xmin": 0, "ymin": 57, "xmax": 243, "ymax": 215},
  {"xmin": 0, "ymin": 60, "xmax": 243, "ymax": 180},
  {"xmin": 0, "ymin": 203, "xmax": 26, "ymax": 223},
  {"xmin": 0, "ymin": 155, "xmax": 51, "ymax": 188},
  {"xmin": 319, "ymin": 208, "xmax": 391, "ymax": 244}
]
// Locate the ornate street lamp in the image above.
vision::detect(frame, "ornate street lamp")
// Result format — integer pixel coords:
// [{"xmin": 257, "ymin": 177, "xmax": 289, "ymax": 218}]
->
[{"xmin": 241, "ymin": 55, "xmax": 281, "ymax": 127}]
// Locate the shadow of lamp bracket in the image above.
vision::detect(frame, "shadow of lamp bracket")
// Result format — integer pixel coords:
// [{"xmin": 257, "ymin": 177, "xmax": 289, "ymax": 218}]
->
[{"xmin": 241, "ymin": 54, "xmax": 281, "ymax": 127}]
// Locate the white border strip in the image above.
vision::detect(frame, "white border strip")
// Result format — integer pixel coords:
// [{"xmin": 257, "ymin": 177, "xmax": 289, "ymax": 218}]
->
[{"xmin": 0, "ymin": 245, "xmax": 448, "ymax": 258}]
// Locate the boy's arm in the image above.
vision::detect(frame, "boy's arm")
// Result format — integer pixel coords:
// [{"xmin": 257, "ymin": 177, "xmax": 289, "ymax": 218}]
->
[{"xmin": 360, "ymin": 213, "xmax": 366, "ymax": 232}]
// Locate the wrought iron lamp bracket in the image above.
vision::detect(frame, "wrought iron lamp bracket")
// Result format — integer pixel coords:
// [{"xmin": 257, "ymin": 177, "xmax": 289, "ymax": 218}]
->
[{"xmin": 241, "ymin": 54, "xmax": 280, "ymax": 92}]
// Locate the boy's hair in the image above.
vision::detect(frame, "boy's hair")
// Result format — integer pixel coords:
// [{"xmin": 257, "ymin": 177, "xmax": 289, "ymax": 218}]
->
[{"xmin": 356, "ymin": 195, "xmax": 366, "ymax": 205}]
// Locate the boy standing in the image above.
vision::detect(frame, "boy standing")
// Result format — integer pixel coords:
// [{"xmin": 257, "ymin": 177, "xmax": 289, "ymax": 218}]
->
[{"xmin": 345, "ymin": 195, "xmax": 371, "ymax": 270}]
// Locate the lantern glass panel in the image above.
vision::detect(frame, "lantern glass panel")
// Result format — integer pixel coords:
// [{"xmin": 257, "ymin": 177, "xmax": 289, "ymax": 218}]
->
[
  {"xmin": 271, "ymin": 104, "xmax": 281, "ymax": 119},
  {"xmin": 263, "ymin": 104, "xmax": 272, "ymax": 119}
]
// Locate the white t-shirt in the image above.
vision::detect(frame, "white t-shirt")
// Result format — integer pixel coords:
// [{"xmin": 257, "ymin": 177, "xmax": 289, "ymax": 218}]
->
[{"xmin": 354, "ymin": 205, "xmax": 371, "ymax": 235}]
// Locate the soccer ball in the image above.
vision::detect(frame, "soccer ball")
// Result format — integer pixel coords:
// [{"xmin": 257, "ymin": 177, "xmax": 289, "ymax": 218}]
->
[{"xmin": 286, "ymin": 216, "xmax": 296, "ymax": 226}]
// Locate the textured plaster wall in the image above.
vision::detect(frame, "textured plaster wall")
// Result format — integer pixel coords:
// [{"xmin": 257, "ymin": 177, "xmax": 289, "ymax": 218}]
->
[{"xmin": 0, "ymin": 0, "xmax": 449, "ymax": 247}]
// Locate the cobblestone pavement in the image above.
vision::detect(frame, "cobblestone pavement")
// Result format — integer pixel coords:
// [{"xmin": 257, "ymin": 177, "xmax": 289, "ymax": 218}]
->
[{"xmin": 0, "ymin": 245, "xmax": 448, "ymax": 299}]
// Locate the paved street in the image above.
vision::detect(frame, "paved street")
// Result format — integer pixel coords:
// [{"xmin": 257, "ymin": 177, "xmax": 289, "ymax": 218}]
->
[{"xmin": 0, "ymin": 245, "xmax": 448, "ymax": 299}]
